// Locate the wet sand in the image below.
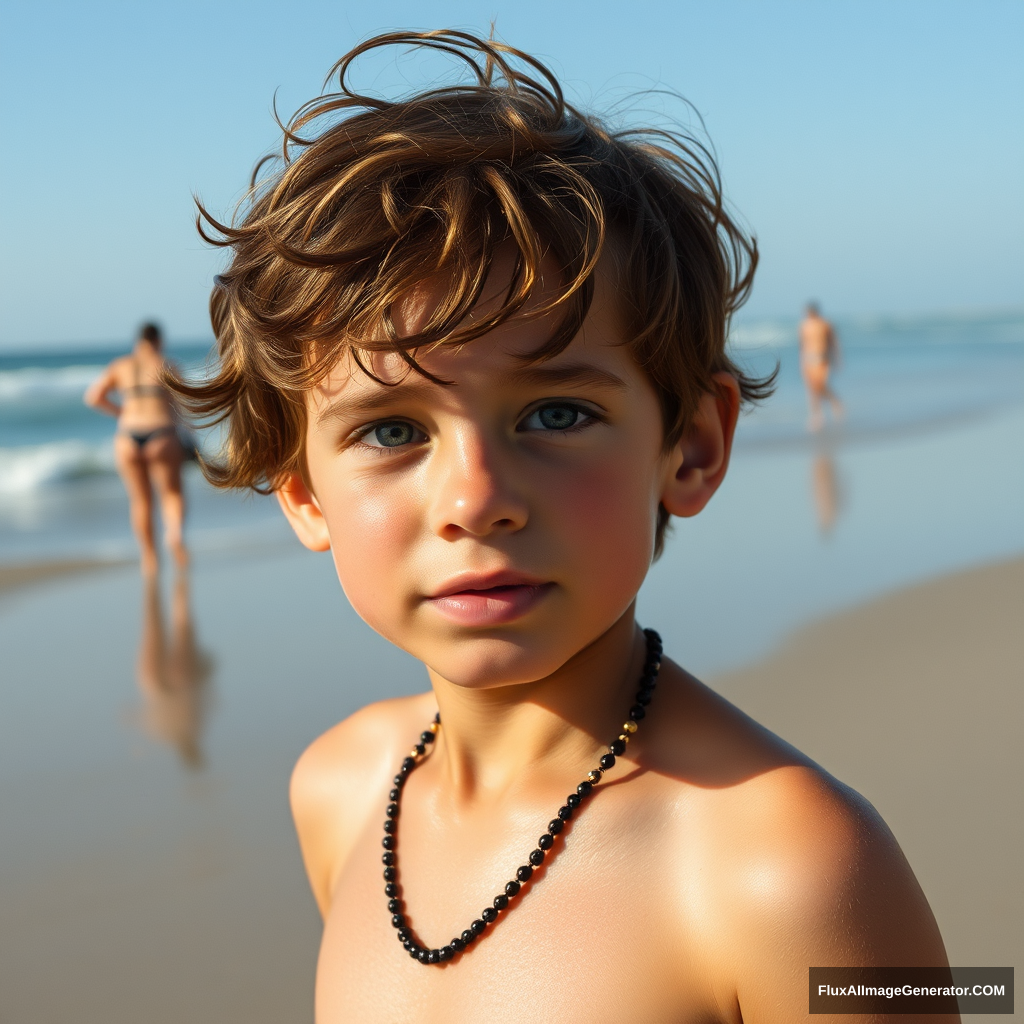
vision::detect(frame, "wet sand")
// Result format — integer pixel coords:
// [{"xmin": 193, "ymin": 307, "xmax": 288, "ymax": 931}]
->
[
  {"xmin": 0, "ymin": 556, "xmax": 127, "ymax": 595},
  {"xmin": 0, "ymin": 553, "xmax": 1019, "ymax": 1021}
]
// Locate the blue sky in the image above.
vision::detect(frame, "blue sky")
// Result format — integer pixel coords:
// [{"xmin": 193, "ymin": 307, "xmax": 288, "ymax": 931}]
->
[{"xmin": 1, "ymin": 0, "xmax": 1021, "ymax": 350}]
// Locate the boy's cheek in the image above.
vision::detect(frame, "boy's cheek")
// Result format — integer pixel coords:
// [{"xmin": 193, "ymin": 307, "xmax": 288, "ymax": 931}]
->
[
  {"xmin": 554, "ymin": 465, "xmax": 660, "ymax": 580},
  {"xmin": 318, "ymin": 480, "xmax": 422, "ymax": 616}
]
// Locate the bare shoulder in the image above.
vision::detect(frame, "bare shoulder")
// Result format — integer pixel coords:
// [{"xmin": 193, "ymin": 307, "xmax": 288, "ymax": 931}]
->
[
  {"xmin": 108, "ymin": 355, "xmax": 134, "ymax": 379},
  {"xmin": 85, "ymin": 356, "xmax": 127, "ymax": 397},
  {"xmin": 290, "ymin": 691, "xmax": 436, "ymax": 916},
  {"xmin": 647, "ymin": 666, "xmax": 949, "ymax": 1016}
]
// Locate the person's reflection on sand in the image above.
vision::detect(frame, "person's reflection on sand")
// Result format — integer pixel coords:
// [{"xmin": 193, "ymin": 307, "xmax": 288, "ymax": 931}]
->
[
  {"xmin": 134, "ymin": 573, "xmax": 214, "ymax": 767},
  {"xmin": 811, "ymin": 451, "xmax": 844, "ymax": 536}
]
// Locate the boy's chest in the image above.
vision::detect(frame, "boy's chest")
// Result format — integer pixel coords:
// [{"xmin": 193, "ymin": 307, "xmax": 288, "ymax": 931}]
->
[{"xmin": 313, "ymin": 803, "xmax": 733, "ymax": 1024}]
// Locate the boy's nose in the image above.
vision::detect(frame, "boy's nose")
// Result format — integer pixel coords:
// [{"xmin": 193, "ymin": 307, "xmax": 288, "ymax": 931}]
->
[{"xmin": 426, "ymin": 431, "xmax": 529, "ymax": 540}]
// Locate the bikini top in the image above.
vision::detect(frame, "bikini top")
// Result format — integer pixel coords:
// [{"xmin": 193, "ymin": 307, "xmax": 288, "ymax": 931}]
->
[
  {"xmin": 122, "ymin": 358, "xmax": 168, "ymax": 399},
  {"xmin": 122, "ymin": 384, "xmax": 167, "ymax": 397}
]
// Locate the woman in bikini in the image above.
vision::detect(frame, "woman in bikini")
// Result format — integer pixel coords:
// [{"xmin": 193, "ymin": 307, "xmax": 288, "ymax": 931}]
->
[{"xmin": 85, "ymin": 323, "xmax": 188, "ymax": 573}]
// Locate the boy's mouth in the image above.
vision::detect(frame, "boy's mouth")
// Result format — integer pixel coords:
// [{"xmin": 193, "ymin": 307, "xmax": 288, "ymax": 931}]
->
[{"xmin": 426, "ymin": 573, "xmax": 554, "ymax": 627}]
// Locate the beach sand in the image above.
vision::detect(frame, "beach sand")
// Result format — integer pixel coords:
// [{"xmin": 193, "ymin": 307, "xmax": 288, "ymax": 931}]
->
[{"xmin": 0, "ymin": 554, "xmax": 1019, "ymax": 1022}]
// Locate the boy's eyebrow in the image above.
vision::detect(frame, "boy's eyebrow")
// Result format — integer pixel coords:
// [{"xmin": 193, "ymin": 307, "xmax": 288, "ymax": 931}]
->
[
  {"xmin": 316, "ymin": 379, "xmax": 439, "ymax": 424},
  {"xmin": 503, "ymin": 362, "xmax": 629, "ymax": 391},
  {"xmin": 315, "ymin": 361, "xmax": 628, "ymax": 424}
]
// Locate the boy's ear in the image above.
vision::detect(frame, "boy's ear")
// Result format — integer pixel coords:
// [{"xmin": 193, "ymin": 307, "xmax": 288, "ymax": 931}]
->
[
  {"xmin": 276, "ymin": 473, "xmax": 332, "ymax": 552},
  {"xmin": 660, "ymin": 373, "xmax": 741, "ymax": 519}
]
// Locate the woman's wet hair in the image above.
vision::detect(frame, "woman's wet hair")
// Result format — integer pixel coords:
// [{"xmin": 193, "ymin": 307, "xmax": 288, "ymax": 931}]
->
[{"xmin": 171, "ymin": 29, "xmax": 774, "ymax": 555}]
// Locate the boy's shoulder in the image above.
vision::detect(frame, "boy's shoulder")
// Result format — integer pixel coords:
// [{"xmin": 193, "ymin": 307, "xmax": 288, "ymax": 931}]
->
[
  {"xmin": 290, "ymin": 691, "xmax": 435, "ymax": 915},
  {"xmin": 648, "ymin": 668, "xmax": 949, "ymax": 990}
]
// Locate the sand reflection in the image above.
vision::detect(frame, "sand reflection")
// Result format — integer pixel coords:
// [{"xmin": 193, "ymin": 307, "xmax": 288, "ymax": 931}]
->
[
  {"xmin": 811, "ymin": 450, "xmax": 844, "ymax": 536},
  {"xmin": 133, "ymin": 573, "xmax": 214, "ymax": 767}
]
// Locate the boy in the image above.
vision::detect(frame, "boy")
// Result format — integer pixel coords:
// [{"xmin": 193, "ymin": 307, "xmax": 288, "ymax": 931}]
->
[{"xmin": 180, "ymin": 30, "xmax": 955, "ymax": 1023}]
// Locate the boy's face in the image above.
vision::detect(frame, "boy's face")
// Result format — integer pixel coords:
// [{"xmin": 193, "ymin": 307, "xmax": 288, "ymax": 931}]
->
[{"xmin": 281, "ymin": 257, "xmax": 730, "ymax": 688}]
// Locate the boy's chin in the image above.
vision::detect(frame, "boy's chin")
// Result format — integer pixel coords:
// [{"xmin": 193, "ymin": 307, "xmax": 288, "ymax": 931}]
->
[
  {"xmin": 350, "ymin": 592, "xmax": 641, "ymax": 690},
  {"xmin": 419, "ymin": 617, "xmax": 639, "ymax": 691},
  {"xmin": 418, "ymin": 633, "xmax": 591, "ymax": 691}
]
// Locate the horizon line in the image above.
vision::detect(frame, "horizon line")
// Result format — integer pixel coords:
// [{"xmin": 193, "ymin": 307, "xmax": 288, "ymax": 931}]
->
[{"xmin": 2, "ymin": 304, "xmax": 1023, "ymax": 358}]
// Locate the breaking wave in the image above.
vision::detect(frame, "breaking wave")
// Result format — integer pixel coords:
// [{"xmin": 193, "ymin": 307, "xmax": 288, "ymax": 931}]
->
[
  {"xmin": 0, "ymin": 440, "xmax": 116, "ymax": 495},
  {"xmin": 0, "ymin": 365, "xmax": 106, "ymax": 406}
]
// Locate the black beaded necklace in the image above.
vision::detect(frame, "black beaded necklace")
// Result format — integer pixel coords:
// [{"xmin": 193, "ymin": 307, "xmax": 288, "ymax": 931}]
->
[{"xmin": 381, "ymin": 628, "xmax": 663, "ymax": 965}]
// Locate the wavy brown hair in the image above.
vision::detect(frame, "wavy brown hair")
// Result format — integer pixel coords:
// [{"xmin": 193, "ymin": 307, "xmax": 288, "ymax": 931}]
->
[{"xmin": 172, "ymin": 29, "xmax": 772, "ymax": 555}]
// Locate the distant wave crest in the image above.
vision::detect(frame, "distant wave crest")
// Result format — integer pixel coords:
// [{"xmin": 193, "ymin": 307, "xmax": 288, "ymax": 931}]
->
[
  {"xmin": 0, "ymin": 365, "xmax": 105, "ymax": 405},
  {"xmin": 0, "ymin": 440, "xmax": 116, "ymax": 494},
  {"xmin": 728, "ymin": 322, "xmax": 795, "ymax": 349}
]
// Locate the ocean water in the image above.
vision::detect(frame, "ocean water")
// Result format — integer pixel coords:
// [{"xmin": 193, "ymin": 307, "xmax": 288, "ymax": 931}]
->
[
  {"xmin": 0, "ymin": 344, "xmax": 290, "ymax": 564},
  {"xmin": 1, "ymin": 312, "xmax": 1022, "ymax": 569}
]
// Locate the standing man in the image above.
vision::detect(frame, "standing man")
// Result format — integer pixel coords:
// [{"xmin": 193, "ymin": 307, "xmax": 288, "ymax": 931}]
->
[{"xmin": 799, "ymin": 302, "xmax": 844, "ymax": 431}]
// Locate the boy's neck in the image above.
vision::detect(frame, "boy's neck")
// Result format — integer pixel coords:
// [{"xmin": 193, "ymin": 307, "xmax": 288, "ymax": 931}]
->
[{"xmin": 425, "ymin": 610, "xmax": 647, "ymax": 803}]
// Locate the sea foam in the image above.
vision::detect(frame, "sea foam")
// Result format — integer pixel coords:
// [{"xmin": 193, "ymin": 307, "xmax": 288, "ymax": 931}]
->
[{"xmin": 0, "ymin": 440, "xmax": 116, "ymax": 494}]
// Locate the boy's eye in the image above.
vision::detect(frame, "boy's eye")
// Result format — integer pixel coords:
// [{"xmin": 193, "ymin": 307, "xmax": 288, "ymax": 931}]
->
[
  {"xmin": 361, "ymin": 420, "xmax": 422, "ymax": 448},
  {"xmin": 519, "ymin": 403, "xmax": 593, "ymax": 432}
]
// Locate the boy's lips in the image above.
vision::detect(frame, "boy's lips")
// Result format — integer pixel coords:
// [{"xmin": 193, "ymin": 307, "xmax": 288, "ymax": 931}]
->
[{"xmin": 426, "ymin": 572, "xmax": 554, "ymax": 627}]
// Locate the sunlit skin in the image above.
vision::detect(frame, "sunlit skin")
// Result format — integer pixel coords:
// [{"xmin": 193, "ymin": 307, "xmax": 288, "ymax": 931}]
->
[{"xmin": 278, "ymin": 257, "xmax": 955, "ymax": 1024}]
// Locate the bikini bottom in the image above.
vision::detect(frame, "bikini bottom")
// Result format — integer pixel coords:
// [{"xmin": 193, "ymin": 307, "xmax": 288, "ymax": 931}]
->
[{"xmin": 122, "ymin": 425, "xmax": 178, "ymax": 450}]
